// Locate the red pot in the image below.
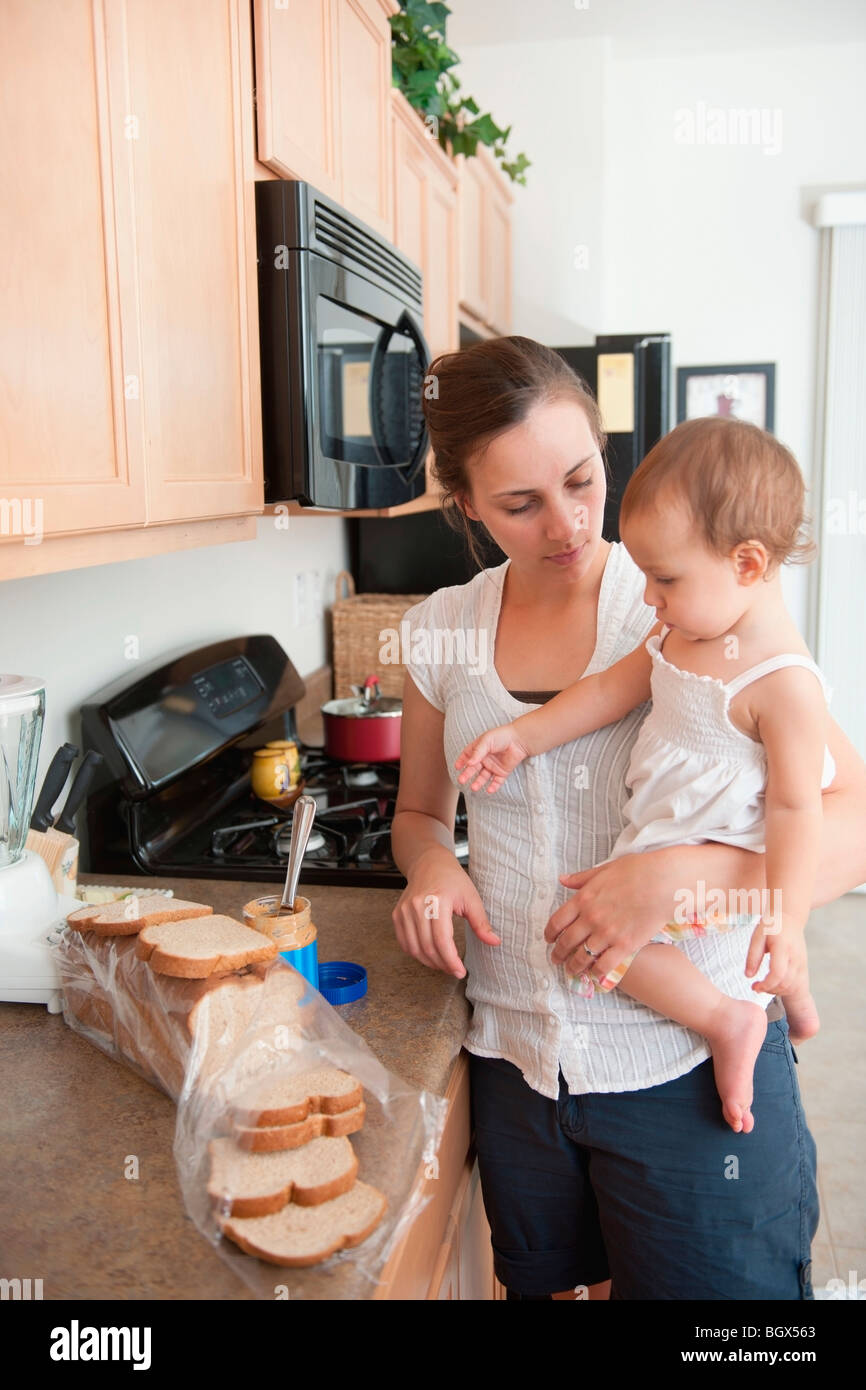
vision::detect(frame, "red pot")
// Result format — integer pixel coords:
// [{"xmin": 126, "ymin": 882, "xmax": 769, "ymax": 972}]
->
[{"xmin": 321, "ymin": 675, "xmax": 402, "ymax": 762}]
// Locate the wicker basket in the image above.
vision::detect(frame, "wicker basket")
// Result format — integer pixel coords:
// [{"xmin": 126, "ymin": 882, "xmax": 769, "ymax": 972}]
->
[{"xmin": 331, "ymin": 570, "xmax": 429, "ymax": 700}]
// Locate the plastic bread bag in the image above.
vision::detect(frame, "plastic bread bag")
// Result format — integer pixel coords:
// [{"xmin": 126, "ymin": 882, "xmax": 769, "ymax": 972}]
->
[
  {"xmin": 173, "ymin": 956, "xmax": 448, "ymax": 1300},
  {"xmin": 57, "ymin": 922, "xmax": 240, "ymax": 1101},
  {"xmin": 57, "ymin": 925, "xmax": 448, "ymax": 1298}
]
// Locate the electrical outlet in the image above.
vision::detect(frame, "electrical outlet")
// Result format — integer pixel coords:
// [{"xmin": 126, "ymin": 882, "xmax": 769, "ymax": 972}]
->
[{"xmin": 310, "ymin": 569, "xmax": 323, "ymax": 619}]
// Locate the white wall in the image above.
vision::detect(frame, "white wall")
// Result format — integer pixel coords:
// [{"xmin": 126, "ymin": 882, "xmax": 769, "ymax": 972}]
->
[
  {"xmin": 448, "ymin": 21, "xmax": 866, "ymax": 637},
  {"xmin": 1, "ymin": 513, "xmax": 347, "ymax": 792}
]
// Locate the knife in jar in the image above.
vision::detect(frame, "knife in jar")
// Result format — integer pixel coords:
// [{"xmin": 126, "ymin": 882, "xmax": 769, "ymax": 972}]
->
[{"xmin": 29, "ymin": 743, "xmax": 78, "ymax": 832}]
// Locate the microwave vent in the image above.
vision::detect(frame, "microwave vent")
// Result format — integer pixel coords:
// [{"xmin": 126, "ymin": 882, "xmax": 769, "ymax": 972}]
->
[{"xmin": 314, "ymin": 200, "xmax": 423, "ymax": 311}]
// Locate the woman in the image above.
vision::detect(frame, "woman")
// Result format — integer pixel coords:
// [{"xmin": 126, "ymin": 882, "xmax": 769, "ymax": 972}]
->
[{"xmin": 391, "ymin": 337, "xmax": 866, "ymax": 1301}]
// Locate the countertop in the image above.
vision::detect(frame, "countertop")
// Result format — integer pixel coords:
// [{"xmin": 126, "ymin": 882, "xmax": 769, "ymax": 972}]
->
[{"xmin": 0, "ymin": 874, "xmax": 469, "ymax": 1300}]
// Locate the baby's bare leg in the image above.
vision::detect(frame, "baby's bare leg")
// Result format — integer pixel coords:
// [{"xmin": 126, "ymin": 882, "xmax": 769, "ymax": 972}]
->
[
  {"xmin": 616, "ymin": 945, "xmax": 768, "ymax": 1135},
  {"xmin": 779, "ymin": 988, "xmax": 820, "ymax": 1046}
]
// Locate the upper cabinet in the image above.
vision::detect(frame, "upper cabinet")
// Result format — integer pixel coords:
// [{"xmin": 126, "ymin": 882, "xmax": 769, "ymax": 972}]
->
[
  {"xmin": 0, "ymin": 0, "xmax": 263, "ymax": 579},
  {"xmin": 388, "ymin": 89, "xmax": 458, "ymax": 514},
  {"xmin": 391, "ymin": 91, "xmax": 458, "ymax": 363},
  {"xmin": 0, "ymin": 0, "xmax": 147, "ymax": 541},
  {"xmin": 457, "ymin": 147, "xmax": 514, "ymax": 337},
  {"xmin": 125, "ymin": 0, "xmax": 263, "ymax": 526},
  {"xmin": 253, "ymin": 0, "xmax": 396, "ymax": 241}
]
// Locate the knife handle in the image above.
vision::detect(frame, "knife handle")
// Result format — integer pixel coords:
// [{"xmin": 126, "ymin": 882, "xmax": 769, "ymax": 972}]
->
[
  {"xmin": 53, "ymin": 750, "xmax": 104, "ymax": 835},
  {"xmin": 30, "ymin": 743, "xmax": 78, "ymax": 832}
]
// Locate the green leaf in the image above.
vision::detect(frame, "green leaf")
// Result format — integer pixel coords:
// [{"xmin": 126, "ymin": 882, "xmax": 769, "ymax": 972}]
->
[
  {"xmin": 427, "ymin": 2, "xmax": 452, "ymax": 27},
  {"xmin": 406, "ymin": 68, "xmax": 440, "ymax": 98},
  {"xmin": 462, "ymin": 96, "xmax": 479, "ymax": 115},
  {"xmin": 405, "ymin": 0, "xmax": 448, "ymax": 34}
]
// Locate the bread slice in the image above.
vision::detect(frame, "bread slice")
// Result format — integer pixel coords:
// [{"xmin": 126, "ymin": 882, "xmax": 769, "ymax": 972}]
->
[
  {"xmin": 136, "ymin": 915, "xmax": 278, "ymax": 978},
  {"xmin": 221, "ymin": 1182, "xmax": 388, "ymax": 1266},
  {"xmin": 234, "ymin": 1101, "xmax": 366, "ymax": 1152},
  {"xmin": 208, "ymin": 1134, "xmax": 359, "ymax": 1217},
  {"xmin": 66, "ymin": 894, "xmax": 213, "ymax": 937},
  {"xmin": 231, "ymin": 1066, "xmax": 364, "ymax": 1128}
]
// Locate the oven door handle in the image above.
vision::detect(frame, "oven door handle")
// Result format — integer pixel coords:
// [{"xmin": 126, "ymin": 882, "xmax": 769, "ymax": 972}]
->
[{"xmin": 368, "ymin": 311, "xmax": 430, "ymax": 484}]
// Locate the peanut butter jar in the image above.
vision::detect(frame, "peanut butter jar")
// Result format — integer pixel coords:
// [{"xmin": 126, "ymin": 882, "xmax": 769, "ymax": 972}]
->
[{"xmin": 242, "ymin": 894, "xmax": 318, "ymax": 989}]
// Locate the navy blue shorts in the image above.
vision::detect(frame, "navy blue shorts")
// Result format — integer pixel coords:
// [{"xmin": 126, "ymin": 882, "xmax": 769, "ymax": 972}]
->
[{"xmin": 469, "ymin": 1018, "xmax": 819, "ymax": 1300}]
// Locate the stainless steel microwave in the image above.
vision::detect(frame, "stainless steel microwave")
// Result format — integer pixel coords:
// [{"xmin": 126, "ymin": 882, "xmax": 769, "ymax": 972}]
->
[{"xmin": 255, "ymin": 180, "xmax": 430, "ymax": 510}]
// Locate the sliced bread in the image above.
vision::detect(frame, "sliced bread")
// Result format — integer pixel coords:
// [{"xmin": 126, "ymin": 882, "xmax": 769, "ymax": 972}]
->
[
  {"xmin": 136, "ymin": 915, "xmax": 278, "ymax": 977},
  {"xmin": 207, "ymin": 1134, "xmax": 359, "ymax": 1217},
  {"xmin": 66, "ymin": 894, "xmax": 213, "ymax": 937},
  {"xmin": 221, "ymin": 1182, "xmax": 388, "ymax": 1266},
  {"xmin": 231, "ymin": 1066, "xmax": 364, "ymax": 1128},
  {"xmin": 233, "ymin": 1101, "xmax": 366, "ymax": 1152}
]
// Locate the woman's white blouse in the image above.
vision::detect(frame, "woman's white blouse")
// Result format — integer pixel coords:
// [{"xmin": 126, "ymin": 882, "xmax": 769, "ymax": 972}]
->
[{"xmin": 403, "ymin": 542, "xmax": 772, "ymax": 1100}]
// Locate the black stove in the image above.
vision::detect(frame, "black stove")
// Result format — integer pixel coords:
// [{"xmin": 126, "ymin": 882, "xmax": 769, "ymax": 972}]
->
[
  {"xmin": 80, "ymin": 635, "xmax": 467, "ymax": 889},
  {"xmin": 201, "ymin": 749, "xmax": 468, "ymax": 886}
]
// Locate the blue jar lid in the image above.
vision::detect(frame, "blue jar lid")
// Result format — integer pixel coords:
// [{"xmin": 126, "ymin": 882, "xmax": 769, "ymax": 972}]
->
[{"xmin": 318, "ymin": 961, "xmax": 367, "ymax": 1005}]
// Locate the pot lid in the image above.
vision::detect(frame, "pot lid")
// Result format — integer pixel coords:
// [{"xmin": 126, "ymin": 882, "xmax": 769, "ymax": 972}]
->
[{"xmin": 321, "ymin": 695, "xmax": 402, "ymax": 719}]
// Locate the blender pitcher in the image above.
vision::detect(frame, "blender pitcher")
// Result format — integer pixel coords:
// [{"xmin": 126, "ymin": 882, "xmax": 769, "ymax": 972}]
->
[
  {"xmin": 0, "ymin": 675, "xmax": 62, "ymax": 1007},
  {"xmin": 1, "ymin": 674, "xmax": 45, "ymax": 867}
]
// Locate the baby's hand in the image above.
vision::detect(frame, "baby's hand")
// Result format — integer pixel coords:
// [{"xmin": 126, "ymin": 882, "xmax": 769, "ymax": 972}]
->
[
  {"xmin": 745, "ymin": 919, "xmax": 809, "ymax": 997},
  {"xmin": 455, "ymin": 724, "xmax": 531, "ymax": 794}
]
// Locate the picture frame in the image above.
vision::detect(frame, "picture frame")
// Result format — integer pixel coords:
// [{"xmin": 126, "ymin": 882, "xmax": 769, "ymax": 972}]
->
[{"xmin": 676, "ymin": 363, "xmax": 776, "ymax": 432}]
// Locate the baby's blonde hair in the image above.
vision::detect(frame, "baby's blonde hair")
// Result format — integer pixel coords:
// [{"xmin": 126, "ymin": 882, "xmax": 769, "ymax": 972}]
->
[{"xmin": 619, "ymin": 416, "xmax": 816, "ymax": 569}]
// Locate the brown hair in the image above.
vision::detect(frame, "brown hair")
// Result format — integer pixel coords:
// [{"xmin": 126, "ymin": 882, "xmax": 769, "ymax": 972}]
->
[
  {"xmin": 421, "ymin": 336, "xmax": 608, "ymax": 569},
  {"xmin": 618, "ymin": 415, "xmax": 816, "ymax": 571}
]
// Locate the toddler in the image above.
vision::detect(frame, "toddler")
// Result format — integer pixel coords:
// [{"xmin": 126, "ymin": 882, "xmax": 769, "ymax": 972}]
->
[{"xmin": 455, "ymin": 415, "xmax": 834, "ymax": 1134}]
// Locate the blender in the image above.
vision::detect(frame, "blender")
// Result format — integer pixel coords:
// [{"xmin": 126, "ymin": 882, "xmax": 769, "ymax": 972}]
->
[{"xmin": 0, "ymin": 673, "xmax": 65, "ymax": 1010}]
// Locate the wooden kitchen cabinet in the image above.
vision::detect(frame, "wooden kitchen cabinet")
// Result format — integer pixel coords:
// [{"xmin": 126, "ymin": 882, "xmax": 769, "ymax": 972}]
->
[
  {"xmin": 458, "ymin": 154, "xmax": 489, "ymax": 325},
  {"xmin": 126, "ymin": 0, "xmax": 263, "ymax": 526},
  {"xmin": 252, "ymin": 0, "xmax": 340, "ymax": 198},
  {"xmin": 253, "ymin": 0, "xmax": 397, "ymax": 241},
  {"xmin": 457, "ymin": 146, "xmax": 514, "ymax": 337},
  {"xmin": 375, "ymin": 1050, "xmax": 505, "ymax": 1300},
  {"xmin": 0, "ymin": 0, "xmax": 147, "ymax": 543},
  {"xmin": 392, "ymin": 90, "xmax": 459, "ymax": 363},
  {"xmin": 0, "ymin": 0, "xmax": 263, "ymax": 580},
  {"xmin": 383, "ymin": 89, "xmax": 459, "ymax": 516}
]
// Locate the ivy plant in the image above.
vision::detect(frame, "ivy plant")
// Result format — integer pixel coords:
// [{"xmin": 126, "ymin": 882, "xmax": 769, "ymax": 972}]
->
[{"xmin": 390, "ymin": 0, "xmax": 530, "ymax": 185}]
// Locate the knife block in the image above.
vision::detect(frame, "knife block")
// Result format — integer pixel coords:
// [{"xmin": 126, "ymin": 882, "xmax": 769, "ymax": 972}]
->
[{"xmin": 25, "ymin": 827, "xmax": 79, "ymax": 897}]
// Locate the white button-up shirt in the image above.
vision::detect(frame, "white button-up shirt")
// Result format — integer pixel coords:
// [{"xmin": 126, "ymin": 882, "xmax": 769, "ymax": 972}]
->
[{"xmin": 403, "ymin": 543, "xmax": 770, "ymax": 1100}]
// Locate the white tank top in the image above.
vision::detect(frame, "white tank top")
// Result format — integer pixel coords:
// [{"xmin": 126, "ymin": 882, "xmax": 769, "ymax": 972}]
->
[{"xmin": 612, "ymin": 623, "xmax": 836, "ymax": 858}]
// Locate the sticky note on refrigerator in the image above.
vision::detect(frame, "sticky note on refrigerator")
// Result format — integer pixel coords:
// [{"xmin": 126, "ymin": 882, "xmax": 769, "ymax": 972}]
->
[{"xmin": 597, "ymin": 353, "xmax": 634, "ymax": 433}]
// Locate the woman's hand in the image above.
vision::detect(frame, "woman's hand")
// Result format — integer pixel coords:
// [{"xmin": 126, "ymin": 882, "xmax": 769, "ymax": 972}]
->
[
  {"xmin": 455, "ymin": 723, "xmax": 531, "ymax": 794},
  {"xmin": 392, "ymin": 845, "xmax": 501, "ymax": 979},
  {"xmin": 546, "ymin": 849, "xmax": 682, "ymax": 986}
]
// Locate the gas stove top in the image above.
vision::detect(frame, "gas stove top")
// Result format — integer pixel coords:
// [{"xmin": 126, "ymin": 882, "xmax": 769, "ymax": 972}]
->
[{"xmin": 152, "ymin": 746, "xmax": 468, "ymax": 888}]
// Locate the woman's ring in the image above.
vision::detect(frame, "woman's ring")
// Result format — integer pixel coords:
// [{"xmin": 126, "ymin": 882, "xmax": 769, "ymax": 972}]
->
[{"xmin": 583, "ymin": 943, "xmax": 599, "ymax": 958}]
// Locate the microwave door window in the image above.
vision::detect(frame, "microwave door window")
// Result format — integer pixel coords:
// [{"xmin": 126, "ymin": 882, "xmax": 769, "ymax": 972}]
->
[{"xmin": 317, "ymin": 299, "xmax": 381, "ymax": 467}]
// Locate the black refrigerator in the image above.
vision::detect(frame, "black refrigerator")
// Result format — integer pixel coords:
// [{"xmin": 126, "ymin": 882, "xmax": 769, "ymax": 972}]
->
[
  {"xmin": 554, "ymin": 332, "xmax": 672, "ymax": 542},
  {"xmin": 348, "ymin": 332, "xmax": 672, "ymax": 592}
]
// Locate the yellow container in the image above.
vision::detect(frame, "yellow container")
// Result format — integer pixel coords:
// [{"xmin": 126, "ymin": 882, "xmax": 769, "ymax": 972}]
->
[{"xmin": 250, "ymin": 744, "xmax": 300, "ymax": 802}]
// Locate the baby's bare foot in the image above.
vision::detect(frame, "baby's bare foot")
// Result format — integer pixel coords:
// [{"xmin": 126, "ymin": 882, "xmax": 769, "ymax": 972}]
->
[
  {"xmin": 782, "ymin": 991, "xmax": 820, "ymax": 1046},
  {"xmin": 703, "ymin": 999, "xmax": 769, "ymax": 1134}
]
